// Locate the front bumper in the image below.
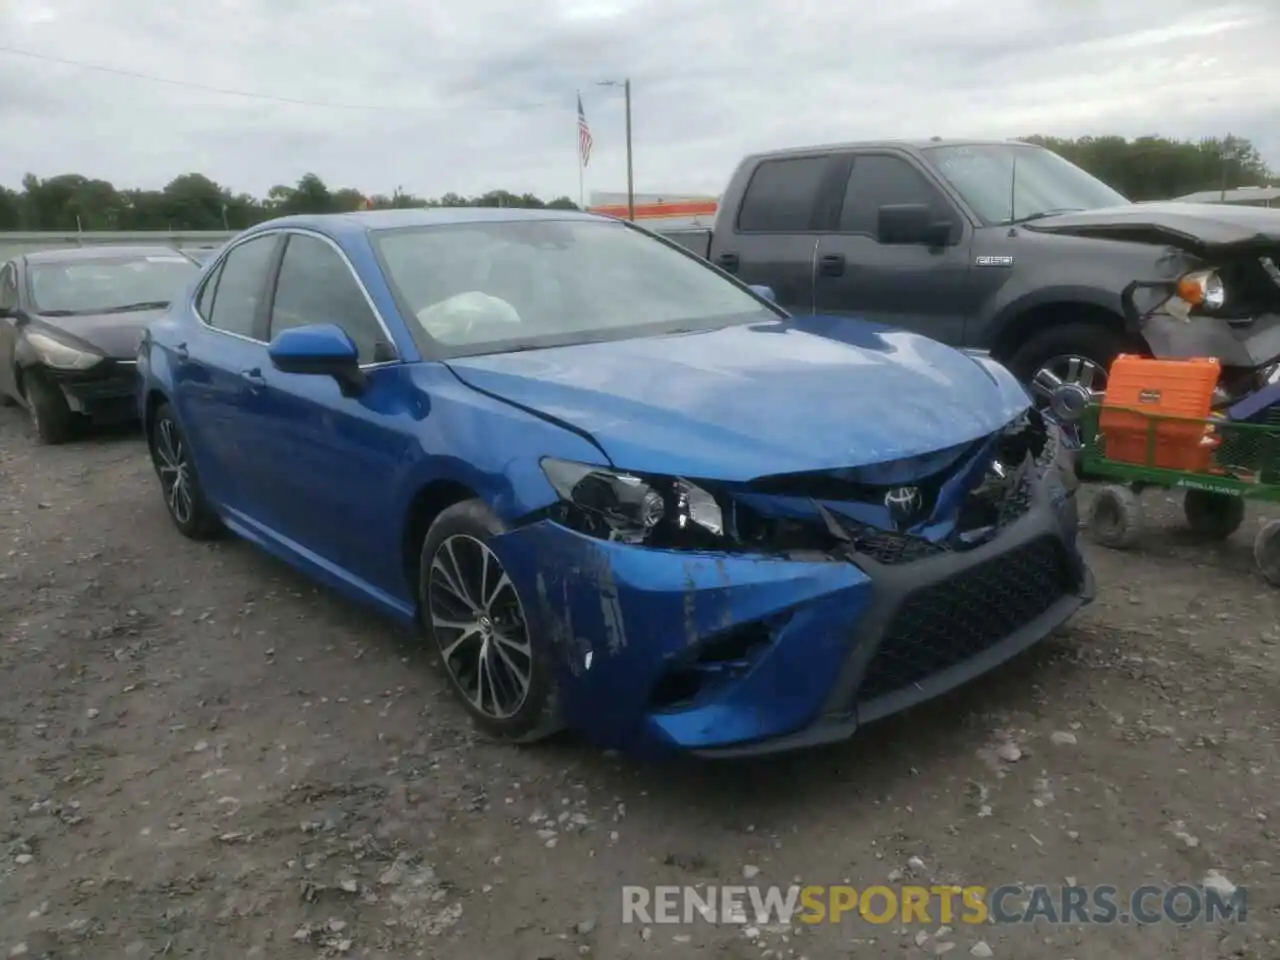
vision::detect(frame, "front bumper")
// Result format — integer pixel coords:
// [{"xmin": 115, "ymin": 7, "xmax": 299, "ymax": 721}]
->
[
  {"xmin": 46, "ymin": 360, "xmax": 140, "ymax": 422},
  {"xmin": 492, "ymin": 469, "xmax": 1092, "ymax": 757}
]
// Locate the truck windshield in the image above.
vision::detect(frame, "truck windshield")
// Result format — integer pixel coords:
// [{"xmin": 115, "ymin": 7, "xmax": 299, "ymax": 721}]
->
[{"xmin": 923, "ymin": 144, "xmax": 1129, "ymax": 226}]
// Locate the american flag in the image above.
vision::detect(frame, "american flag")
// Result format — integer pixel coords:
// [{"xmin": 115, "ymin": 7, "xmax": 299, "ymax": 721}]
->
[{"xmin": 577, "ymin": 93, "xmax": 593, "ymax": 169}]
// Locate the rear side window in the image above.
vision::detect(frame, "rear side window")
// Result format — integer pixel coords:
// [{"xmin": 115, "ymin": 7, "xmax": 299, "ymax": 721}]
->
[
  {"xmin": 839, "ymin": 155, "xmax": 952, "ymax": 237},
  {"xmin": 195, "ymin": 262, "xmax": 221, "ymax": 318},
  {"xmin": 205, "ymin": 235, "xmax": 278, "ymax": 339},
  {"xmin": 737, "ymin": 157, "xmax": 827, "ymax": 233}
]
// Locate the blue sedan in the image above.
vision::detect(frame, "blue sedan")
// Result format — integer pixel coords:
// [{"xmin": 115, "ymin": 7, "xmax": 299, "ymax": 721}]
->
[{"xmin": 137, "ymin": 208, "xmax": 1093, "ymax": 757}]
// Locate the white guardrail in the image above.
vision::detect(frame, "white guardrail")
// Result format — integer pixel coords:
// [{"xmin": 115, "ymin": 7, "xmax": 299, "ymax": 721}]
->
[{"xmin": 0, "ymin": 226, "xmax": 714, "ymax": 260}]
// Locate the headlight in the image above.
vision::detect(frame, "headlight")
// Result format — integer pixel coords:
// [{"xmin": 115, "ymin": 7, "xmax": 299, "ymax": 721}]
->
[
  {"xmin": 1176, "ymin": 269, "xmax": 1226, "ymax": 311},
  {"xmin": 26, "ymin": 331, "xmax": 104, "ymax": 370},
  {"xmin": 540, "ymin": 458, "xmax": 725, "ymax": 546}
]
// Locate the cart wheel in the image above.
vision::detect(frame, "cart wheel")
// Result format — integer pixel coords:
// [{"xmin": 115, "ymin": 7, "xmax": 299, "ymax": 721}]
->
[
  {"xmin": 1255, "ymin": 519, "xmax": 1280, "ymax": 587},
  {"xmin": 1183, "ymin": 489, "xmax": 1245, "ymax": 540},
  {"xmin": 1090, "ymin": 484, "xmax": 1142, "ymax": 549}
]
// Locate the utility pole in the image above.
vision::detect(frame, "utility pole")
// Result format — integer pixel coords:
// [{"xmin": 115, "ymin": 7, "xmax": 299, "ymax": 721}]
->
[
  {"xmin": 598, "ymin": 78, "xmax": 634, "ymax": 220},
  {"xmin": 1219, "ymin": 136, "xmax": 1235, "ymax": 203}
]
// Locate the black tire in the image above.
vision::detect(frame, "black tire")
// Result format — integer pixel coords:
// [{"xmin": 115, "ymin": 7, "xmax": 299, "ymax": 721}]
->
[
  {"xmin": 23, "ymin": 372, "xmax": 74, "ymax": 445},
  {"xmin": 1253, "ymin": 519, "xmax": 1280, "ymax": 587},
  {"xmin": 1006, "ymin": 322, "xmax": 1130, "ymax": 403},
  {"xmin": 1089, "ymin": 484, "xmax": 1142, "ymax": 549},
  {"xmin": 147, "ymin": 402, "xmax": 223, "ymax": 540},
  {"xmin": 1182, "ymin": 489, "xmax": 1245, "ymax": 540},
  {"xmin": 418, "ymin": 499, "xmax": 563, "ymax": 743}
]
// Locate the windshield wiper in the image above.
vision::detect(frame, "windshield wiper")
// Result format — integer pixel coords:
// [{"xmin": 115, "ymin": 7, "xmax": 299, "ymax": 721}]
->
[
  {"xmin": 1006, "ymin": 207, "xmax": 1083, "ymax": 225},
  {"xmin": 35, "ymin": 309, "xmax": 83, "ymax": 317},
  {"xmin": 101, "ymin": 300, "xmax": 171, "ymax": 313}
]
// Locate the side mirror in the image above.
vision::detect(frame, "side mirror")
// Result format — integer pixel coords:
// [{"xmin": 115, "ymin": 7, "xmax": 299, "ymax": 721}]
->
[
  {"xmin": 748, "ymin": 284, "xmax": 776, "ymax": 303},
  {"xmin": 877, "ymin": 204, "xmax": 954, "ymax": 247},
  {"xmin": 268, "ymin": 324, "xmax": 365, "ymax": 395}
]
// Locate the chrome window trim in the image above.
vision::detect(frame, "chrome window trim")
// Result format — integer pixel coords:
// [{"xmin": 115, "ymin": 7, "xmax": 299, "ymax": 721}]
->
[{"xmin": 192, "ymin": 227, "xmax": 403, "ymax": 370}]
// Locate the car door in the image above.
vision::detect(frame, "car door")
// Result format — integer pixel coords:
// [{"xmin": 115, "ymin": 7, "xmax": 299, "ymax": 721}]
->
[
  {"xmin": 0, "ymin": 262, "xmax": 20, "ymax": 401},
  {"xmin": 171, "ymin": 233, "xmax": 282, "ymax": 515},
  {"xmin": 246, "ymin": 230, "xmax": 410, "ymax": 594},
  {"xmin": 814, "ymin": 152, "xmax": 975, "ymax": 345},
  {"xmin": 711, "ymin": 155, "xmax": 834, "ymax": 315}
]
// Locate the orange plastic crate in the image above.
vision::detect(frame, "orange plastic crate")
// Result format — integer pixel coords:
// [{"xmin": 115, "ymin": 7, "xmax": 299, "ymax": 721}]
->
[{"xmin": 1099, "ymin": 355, "xmax": 1221, "ymax": 471}]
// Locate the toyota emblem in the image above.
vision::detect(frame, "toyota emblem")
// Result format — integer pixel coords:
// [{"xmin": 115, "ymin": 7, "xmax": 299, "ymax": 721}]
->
[{"xmin": 883, "ymin": 486, "xmax": 922, "ymax": 526}]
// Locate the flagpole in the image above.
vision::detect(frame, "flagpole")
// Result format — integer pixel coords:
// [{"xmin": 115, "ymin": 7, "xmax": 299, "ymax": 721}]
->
[{"xmin": 576, "ymin": 89, "xmax": 585, "ymax": 210}]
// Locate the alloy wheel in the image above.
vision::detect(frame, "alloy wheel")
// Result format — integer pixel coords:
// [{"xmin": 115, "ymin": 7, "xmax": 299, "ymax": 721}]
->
[
  {"xmin": 427, "ymin": 534, "xmax": 533, "ymax": 719},
  {"xmin": 154, "ymin": 417, "xmax": 194, "ymax": 526},
  {"xmin": 1030, "ymin": 354, "xmax": 1106, "ymax": 423}
]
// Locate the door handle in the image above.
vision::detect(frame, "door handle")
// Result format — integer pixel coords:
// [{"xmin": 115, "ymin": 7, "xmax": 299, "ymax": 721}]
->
[
  {"xmin": 241, "ymin": 368, "xmax": 266, "ymax": 390},
  {"xmin": 818, "ymin": 254, "xmax": 846, "ymax": 277},
  {"xmin": 715, "ymin": 252, "xmax": 740, "ymax": 273},
  {"xmin": 174, "ymin": 342, "xmax": 189, "ymax": 362}
]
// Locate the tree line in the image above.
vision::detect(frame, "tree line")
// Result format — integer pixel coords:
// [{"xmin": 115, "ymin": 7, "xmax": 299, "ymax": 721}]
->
[{"xmin": 0, "ymin": 133, "xmax": 1272, "ymax": 233}]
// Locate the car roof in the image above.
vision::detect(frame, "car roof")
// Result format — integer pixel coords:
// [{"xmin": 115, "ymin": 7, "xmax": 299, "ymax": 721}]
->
[
  {"xmin": 22, "ymin": 245, "xmax": 193, "ymax": 265},
  {"xmin": 742, "ymin": 137, "xmax": 1041, "ymax": 163},
  {"xmin": 246, "ymin": 206, "xmax": 607, "ymax": 241}
]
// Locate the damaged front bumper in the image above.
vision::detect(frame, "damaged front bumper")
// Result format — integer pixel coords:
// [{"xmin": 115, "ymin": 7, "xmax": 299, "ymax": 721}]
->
[{"xmin": 490, "ymin": 464, "xmax": 1093, "ymax": 757}]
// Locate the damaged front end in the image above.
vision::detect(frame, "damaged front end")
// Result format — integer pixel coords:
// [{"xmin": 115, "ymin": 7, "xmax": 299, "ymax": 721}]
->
[
  {"xmin": 1029, "ymin": 204, "xmax": 1280, "ymax": 388},
  {"xmin": 491, "ymin": 408, "xmax": 1091, "ymax": 756}
]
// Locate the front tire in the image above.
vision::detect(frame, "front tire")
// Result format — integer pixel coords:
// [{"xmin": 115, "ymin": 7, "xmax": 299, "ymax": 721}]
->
[
  {"xmin": 1254, "ymin": 519, "xmax": 1280, "ymax": 587},
  {"xmin": 23, "ymin": 373, "xmax": 74, "ymax": 445},
  {"xmin": 147, "ymin": 403, "xmax": 223, "ymax": 540},
  {"xmin": 1183, "ymin": 489, "xmax": 1245, "ymax": 540},
  {"xmin": 419, "ymin": 499, "xmax": 563, "ymax": 743},
  {"xmin": 1007, "ymin": 323, "xmax": 1129, "ymax": 420},
  {"xmin": 1089, "ymin": 484, "xmax": 1142, "ymax": 549}
]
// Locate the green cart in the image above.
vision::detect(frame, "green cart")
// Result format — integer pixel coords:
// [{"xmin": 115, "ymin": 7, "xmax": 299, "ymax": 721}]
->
[{"xmin": 1078, "ymin": 403, "xmax": 1280, "ymax": 586}]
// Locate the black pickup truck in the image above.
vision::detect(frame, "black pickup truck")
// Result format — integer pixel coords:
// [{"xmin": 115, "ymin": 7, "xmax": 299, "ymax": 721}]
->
[{"xmin": 678, "ymin": 139, "xmax": 1280, "ymax": 413}]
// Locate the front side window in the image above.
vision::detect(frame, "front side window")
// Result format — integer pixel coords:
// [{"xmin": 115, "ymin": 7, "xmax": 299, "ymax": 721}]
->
[
  {"xmin": 839, "ymin": 155, "xmax": 953, "ymax": 237},
  {"xmin": 27, "ymin": 253, "xmax": 198, "ymax": 316},
  {"xmin": 269, "ymin": 234, "xmax": 392, "ymax": 363},
  {"xmin": 374, "ymin": 218, "xmax": 779, "ymax": 357},
  {"xmin": 205, "ymin": 235, "xmax": 278, "ymax": 339},
  {"xmin": 0, "ymin": 264, "xmax": 17, "ymax": 311},
  {"xmin": 924, "ymin": 143, "xmax": 1130, "ymax": 225}
]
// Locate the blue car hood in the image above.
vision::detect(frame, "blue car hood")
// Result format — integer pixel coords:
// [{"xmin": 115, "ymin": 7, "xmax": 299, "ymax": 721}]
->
[{"xmin": 444, "ymin": 317, "xmax": 1031, "ymax": 481}]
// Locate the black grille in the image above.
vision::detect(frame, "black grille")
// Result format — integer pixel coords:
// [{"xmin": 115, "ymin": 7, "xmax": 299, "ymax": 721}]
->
[
  {"xmin": 844, "ymin": 524, "xmax": 951, "ymax": 565},
  {"xmin": 856, "ymin": 535, "xmax": 1072, "ymax": 703}
]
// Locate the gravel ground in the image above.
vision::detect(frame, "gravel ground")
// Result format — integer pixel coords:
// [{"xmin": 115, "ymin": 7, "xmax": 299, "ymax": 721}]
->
[{"xmin": 1, "ymin": 407, "xmax": 1277, "ymax": 960}]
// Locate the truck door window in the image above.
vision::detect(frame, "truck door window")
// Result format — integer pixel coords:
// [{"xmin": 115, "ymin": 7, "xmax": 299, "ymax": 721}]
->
[
  {"xmin": 737, "ymin": 157, "xmax": 827, "ymax": 232},
  {"xmin": 839, "ymin": 155, "xmax": 949, "ymax": 238}
]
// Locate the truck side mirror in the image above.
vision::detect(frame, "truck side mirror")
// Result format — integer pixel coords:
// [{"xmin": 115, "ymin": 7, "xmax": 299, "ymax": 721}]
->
[{"xmin": 877, "ymin": 204, "xmax": 954, "ymax": 247}]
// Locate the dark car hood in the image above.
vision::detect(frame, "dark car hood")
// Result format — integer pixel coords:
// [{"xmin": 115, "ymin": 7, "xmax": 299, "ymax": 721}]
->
[
  {"xmin": 443, "ymin": 317, "xmax": 1031, "ymax": 481},
  {"xmin": 1024, "ymin": 202, "xmax": 1280, "ymax": 257},
  {"xmin": 31, "ymin": 309, "xmax": 166, "ymax": 359}
]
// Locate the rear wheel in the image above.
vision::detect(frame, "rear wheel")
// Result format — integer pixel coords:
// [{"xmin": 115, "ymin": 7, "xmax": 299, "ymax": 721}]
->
[
  {"xmin": 419, "ymin": 499, "xmax": 563, "ymax": 743},
  {"xmin": 1182, "ymin": 489, "xmax": 1245, "ymax": 540},
  {"xmin": 148, "ymin": 403, "xmax": 223, "ymax": 539},
  {"xmin": 1255, "ymin": 519, "xmax": 1280, "ymax": 587},
  {"xmin": 23, "ymin": 373, "xmax": 74, "ymax": 445}
]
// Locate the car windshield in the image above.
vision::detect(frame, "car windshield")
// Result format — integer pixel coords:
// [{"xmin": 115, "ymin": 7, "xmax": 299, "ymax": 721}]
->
[
  {"xmin": 923, "ymin": 144, "xmax": 1130, "ymax": 226},
  {"xmin": 28, "ymin": 253, "xmax": 197, "ymax": 315},
  {"xmin": 373, "ymin": 218, "xmax": 778, "ymax": 356}
]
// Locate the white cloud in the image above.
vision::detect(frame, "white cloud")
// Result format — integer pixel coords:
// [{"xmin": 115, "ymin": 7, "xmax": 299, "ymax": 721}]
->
[{"xmin": 0, "ymin": 0, "xmax": 1277, "ymax": 200}]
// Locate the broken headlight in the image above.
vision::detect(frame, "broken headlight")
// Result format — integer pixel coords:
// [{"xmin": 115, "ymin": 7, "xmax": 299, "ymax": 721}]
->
[
  {"xmin": 540, "ymin": 458, "xmax": 725, "ymax": 547},
  {"xmin": 1176, "ymin": 269, "xmax": 1226, "ymax": 311}
]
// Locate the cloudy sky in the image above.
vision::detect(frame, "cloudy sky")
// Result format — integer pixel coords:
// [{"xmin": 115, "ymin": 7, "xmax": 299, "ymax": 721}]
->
[{"xmin": 1, "ymin": 0, "xmax": 1278, "ymax": 202}]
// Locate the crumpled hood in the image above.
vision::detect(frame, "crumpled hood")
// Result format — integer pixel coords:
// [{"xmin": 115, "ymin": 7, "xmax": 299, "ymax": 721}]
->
[
  {"xmin": 1025, "ymin": 201, "xmax": 1280, "ymax": 256},
  {"xmin": 444, "ymin": 317, "xmax": 1031, "ymax": 481},
  {"xmin": 32, "ymin": 309, "xmax": 166, "ymax": 359}
]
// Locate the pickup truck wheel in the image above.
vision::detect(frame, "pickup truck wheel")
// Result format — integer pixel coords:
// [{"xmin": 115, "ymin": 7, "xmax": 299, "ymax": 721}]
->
[{"xmin": 1007, "ymin": 324, "xmax": 1128, "ymax": 422}]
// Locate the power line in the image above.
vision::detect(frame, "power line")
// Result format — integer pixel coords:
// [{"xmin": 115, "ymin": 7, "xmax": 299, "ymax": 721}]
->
[{"xmin": 0, "ymin": 45, "xmax": 566, "ymax": 113}]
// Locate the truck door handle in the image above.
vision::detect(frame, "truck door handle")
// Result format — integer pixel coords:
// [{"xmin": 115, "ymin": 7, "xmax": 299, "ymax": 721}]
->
[
  {"xmin": 241, "ymin": 368, "xmax": 266, "ymax": 390},
  {"xmin": 174, "ymin": 342, "xmax": 189, "ymax": 362},
  {"xmin": 715, "ymin": 252, "xmax": 740, "ymax": 273},
  {"xmin": 819, "ymin": 254, "xmax": 846, "ymax": 277}
]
